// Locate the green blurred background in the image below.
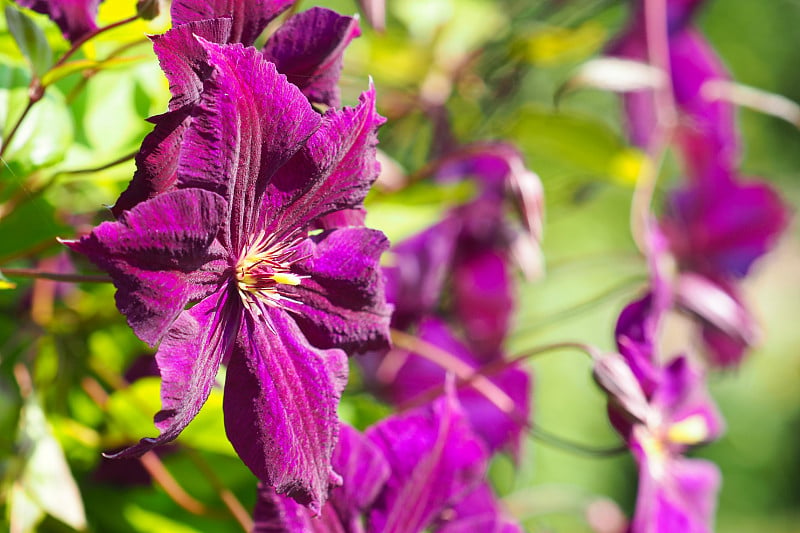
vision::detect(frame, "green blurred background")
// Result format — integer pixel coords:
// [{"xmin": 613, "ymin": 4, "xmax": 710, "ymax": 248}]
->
[{"xmin": 1, "ymin": 0, "xmax": 798, "ymax": 531}]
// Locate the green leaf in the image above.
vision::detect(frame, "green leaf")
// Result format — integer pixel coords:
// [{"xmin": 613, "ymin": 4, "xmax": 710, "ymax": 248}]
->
[
  {"xmin": 9, "ymin": 395, "xmax": 87, "ymax": 532},
  {"xmin": 40, "ymin": 55, "xmax": 148, "ymax": 87},
  {"xmin": 505, "ymin": 104, "xmax": 646, "ymax": 185},
  {"xmin": 4, "ymin": 5, "xmax": 53, "ymax": 77},
  {"xmin": 0, "ymin": 65, "xmax": 74, "ymax": 171},
  {"xmin": 105, "ymin": 377, "xmax": 236, "ymax": 456}
]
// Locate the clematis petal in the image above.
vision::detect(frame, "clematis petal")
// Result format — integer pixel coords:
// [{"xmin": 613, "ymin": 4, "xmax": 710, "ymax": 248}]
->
[
  {"xmin": 435, "ymin": 483, "xmax": 523, "ymax": 533},
  {"xmin": 152, "ymin": 19, "xmax": 234, "ymax": 110},
  {"xmin": 112, "ymin": 108, "xmax": 191, "ymax": 217},
  {"xmin": 17, "ymin": 0, "xmax": 101, "ymax": 43},
  {"xmin": 264, "ymin": 8, "xmax": 361, "ymax": 107},
  {"xmin": 289, "ymin": 227, "xmax": 391, "ymax": 353},
  {"xmin": 223, "ymin": 308, "xmax": 348, "ymax": 513},
  {"xmin": 377, "ymin": 317, "xmax": 529, "ymax": 456},
  {"xmin": 632, "ymin": 453, "xmax": 720, "ymax": 533},
  {"xmin": 108, "ymin": 288, "xmax": 240, "ymax": 458},
  {"xmin": 366, "ymin": 390, "xmax": 488, "ymax": 533},
  {"xmin": 383, "ymin": 217, "xmax": 461, "ymax": 330},
  {"xmin": 63, "ymin": 189, "xmax": 227, "ymax": 346},
  {"xmin": 262, "ymin": 84, "xmax": 385, "ymax": 235},
  {"xmin": 253, "ymin": 483, "xmax": 341, "ymax": 533},
  {"xmin": 328, "ymin": 423, "xmax": 390, "ymax": 529},
  {"xmin": 171, "ymin": 0, "xmax": 294, "ymax": 46},
  {"xmin": 178, "ymin": 41, "xmax": 322, "ymax": 250},
  {"xmin": 669, "ymin": 29, "xmax": 740, "ymax": 182},
  {"xmin": 252, "ymin": 424, "xmax": 389, "ymax": 532},
  {"xmin": 452, "ymin": 249, "xmax": 514, "ymax": 358},
  {"xmin": 653, "ymin": 356, "xmax": 724, "ymax": 444},
  {"xmin": 663, "ymin": 178, "xmax": 789, "ymax": 279}
]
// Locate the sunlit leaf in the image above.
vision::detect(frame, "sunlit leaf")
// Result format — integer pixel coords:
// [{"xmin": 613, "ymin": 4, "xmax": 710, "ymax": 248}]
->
[
  {"xmin": 123, "ymin": 505, "xmax": 204, "ymax": 533},
  {"xmin": 0, "ymin": 66, "xmax": 74, "ymax": 171},
  {"xmin": 0, "ymin": 271, "xmax": 16, "ymax": 289},
  {"xmin": 40, "ymin": 55, "xmax": 147, "ymax": 87},
  {"xmin": 524, "ymin": 21, "xmax": 606, "ymax": 66},
  {"xmin": 9, "ymin": 395, "xmax": 87, "ymax": 532},
  {"xmin": 4, "ymin": 5, "xmax": 53, "ymax": 77}
]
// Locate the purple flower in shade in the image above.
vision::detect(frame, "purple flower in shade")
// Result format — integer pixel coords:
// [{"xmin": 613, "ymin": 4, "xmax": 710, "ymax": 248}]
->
[
  {"xmin": 659, "ymin": 177, "xmax": 790, "ymax": 366},
  {"xmin": 593, "ymin": 285, "xmax": 724, "ymax": 533},
  {"xmin": 64, "ymin": 41, "xmax": 390, "ymax": 510},
  {"xmin": 254, "ymin": 391, "xmax": 522, "ymax": 532},
  {"xmin": 360, "ymin": 143, "xmax": 540, "ymax": 455},
  {"xmin": 370, "ymin": 317, "xmax": 531, "ymax": 457},
  {"xmin": 15, "ymin": 0, "xmax": 102, "ymax": 43},
  {"xmin": 609, "ymin": 0, "xmax": 740, "ymax": 182},
  {"xmin": 112, "ymin": 2, "xmax": 362, "ymax": 216}
]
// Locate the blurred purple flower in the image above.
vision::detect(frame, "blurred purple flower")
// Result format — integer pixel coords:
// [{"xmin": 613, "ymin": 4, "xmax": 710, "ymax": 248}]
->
[
  {"xmin": 254, "ymin": 392, "xmax": 521, "ymax": 532},
  {"xmin": 610, "ymin": 0, "xmax": 740, "ymax": 181},
  {"xmin": 64, "ymin": 42, "xmax": 390, "ymax": 511},
  {"xmin": 594, "ymin": 282, "xmax": 724, "ymax": 533},
  {"xmin": 361, "ymin": 143, "xmax": 540, "ymax": 455},
  {"xmin": 16, "ymin": 0, "xmax": 103, "ymax": 43},
  {"xmin": 660, "ymin": 177, "xmax": 789, "ymax": 366}
]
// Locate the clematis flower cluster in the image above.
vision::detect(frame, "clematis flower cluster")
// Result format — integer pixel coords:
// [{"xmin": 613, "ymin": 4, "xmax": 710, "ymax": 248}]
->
[
  {"xmin": 595, "ymin": 236, "xmax": 724, "ymax": 532},
  {"xmin": 611, "ymin": 0, "xmax": 791, "ymax": 367},
  {"xmin": 64, "ymin": 0, "xmax": 391, "ymax": 512},
  {"xmin": 360, "ymin": 142, "xmax": 543, "ymax": 457},
  {"xmin": 253, "ymin": 390, "xmax": 522, "ymax": 532}
]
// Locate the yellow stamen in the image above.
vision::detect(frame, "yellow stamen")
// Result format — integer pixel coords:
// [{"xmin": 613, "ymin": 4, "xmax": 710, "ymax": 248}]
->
[{"xmin": 667, "ymin": 414, "xmax": 709, "ymax": 445}]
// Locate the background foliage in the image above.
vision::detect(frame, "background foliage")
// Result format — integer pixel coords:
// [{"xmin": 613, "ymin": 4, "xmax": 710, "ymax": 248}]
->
[{"xmin": 0, "ymin": 0, "xmax": 798, "ymax": 531}]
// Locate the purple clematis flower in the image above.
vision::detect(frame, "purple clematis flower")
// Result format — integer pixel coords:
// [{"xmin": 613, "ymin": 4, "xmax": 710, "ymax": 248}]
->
[
  {"xmin": 16, "ymin": 0, "xmax": 102, "ymax": 43},
  {"xmin": 368, "ymin": 316, "xmax": 531, "ymax": 457},
  {"xmin": 64, "ymin": 41, "xmax": 390, "ymax": 511},
  {"xmin": 610, "ymin": 0, "xmax": 740, "ymax": 182},
  {"xmin": 659, "ymin": 177, "xmax": 789, "ymax": 366},
  {"xmin": 361, "ymin": 143, "xmax": 540, "ymax": 455},
  {"xmin": 254, "ymin": 391, "xmax": 521, "ymax": 532},
  {"xmin": 113, "ymin": 2, "xmax": 362, "ymax": 216},
  {"xmin": 594, "ymin": 282, "xmax": 724, "ymax": 533}
]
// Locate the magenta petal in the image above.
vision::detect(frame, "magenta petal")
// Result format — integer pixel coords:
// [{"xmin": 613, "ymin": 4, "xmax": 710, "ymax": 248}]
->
[
  {"xmin": 112, "ymin": 109, "xmax": 190, "ymax": 217},
  {"xmin": 655, "ymin": 356, "xmax": 724, "ymax": 443},
  {"xmin": 663, "ymin": 178, "xmax": 789, "ymax": 279},
  {"xmin": 289, "ymin": 227, "xmax": 391, "ymax": 353},
  {"xmin": 366, "ymin": 393, "xmax": 488, "ymax": 533},
  {"xmin": 263, "ymin": 84, "xmax": 385, "ymax": 235},
  {"xmin": 632, "ymin": 455, "xmax": 720, "ymax": 533},
  {"xmin": 669, "ymin": 29, "xmax": 740, "ymax": 182},
  {"xmin": 380, "ymin": 317, "xmax": 529, "ymax": 456},
  {"xmin": 253, "ymin": 424, "xmax": 389, "ymax": 532},
  {"xmin": 223, "ymin": 309, "xmax": 348, "ymax": 512},
  {"xmin": 17, "ymin": 0, "xmax": 101, "ymax": 43},
  {"xmin": 171, "ymin": 0, "xmax": 294, "ymax": 46},
  {"xmin": 436, "ymin": 483, "xmax": 523, "ymax": 533},
  {"xmin": 108, "ymin": 288, "xmax": 239, "ymax": 458},
  {"xmin": 178, "ymin": 41, "xmax": 322, "ymax": 250},
  {"xmin": 64, "ymin": 189, "xmax": 227, "ymax": 346},
  {"xmin": 152, "ymin": 19, "xmax": 234, "ymax": 110},
  {"xmin": 452, "ymin": 249, "xmax": 514, "ymax": 358},
  {"xmin": 263, "ymin": 8, "xmax": 360, "ymax": 107}
]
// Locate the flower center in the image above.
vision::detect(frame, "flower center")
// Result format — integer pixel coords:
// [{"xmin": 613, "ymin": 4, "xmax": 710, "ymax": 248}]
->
[{"xmin": 235, "ymin": 230, "xmax": 308, "ymax": 317}]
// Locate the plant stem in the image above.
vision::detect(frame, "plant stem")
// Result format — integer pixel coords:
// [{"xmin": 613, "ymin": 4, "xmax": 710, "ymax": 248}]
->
[
  {"xmin": 0, "ymin": 14, "xmax": 139, "ymax": 169},
  {"xmin": 52, "ymin": 15, "xmax": 140, "ymax": 71},
  {"xmin": 1, "ymin": 268, "xmax": 111, "ymax": 283}
]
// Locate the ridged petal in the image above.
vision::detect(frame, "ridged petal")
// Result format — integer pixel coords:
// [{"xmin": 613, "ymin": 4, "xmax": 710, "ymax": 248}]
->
[
  {"xmin": 64, "ymin": 189, "xmax": 227, "ymax": 346},
  {"xmin": 289, "ymin": 227, "xmax": 391, "ymax": 353},
  {"xmin": 223, "ymin": 308, "xmax": 348, "ymax": 513},
  {"xmin": 171, "ymin": 0, "xmax": 293, "ymax": 46},
  {"xmin": 263, "ymin": 8, "xmax": 361, "ymax": 107}
]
